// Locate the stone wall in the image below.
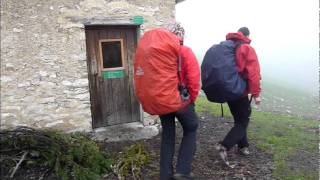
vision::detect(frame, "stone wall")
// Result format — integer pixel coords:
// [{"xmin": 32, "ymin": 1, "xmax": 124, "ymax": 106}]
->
[{"xmin": 0, "ymin": 0, "xmax": 176, "ymax": 132}]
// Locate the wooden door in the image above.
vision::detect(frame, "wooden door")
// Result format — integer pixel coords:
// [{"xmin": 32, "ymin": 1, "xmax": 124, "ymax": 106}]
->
[{"xmin": 85, "ymin": 25, "xmax": 141, "ymax": 128}]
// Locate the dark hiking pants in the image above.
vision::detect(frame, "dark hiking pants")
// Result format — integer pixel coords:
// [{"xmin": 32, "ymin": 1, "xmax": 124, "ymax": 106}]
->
[
  {"xmin": 159, "ymin": 104, "xmax": 199, "ymax": 180},
  {"xmin": 221, "ymin": 96, "xmax": 252, "ymax": 151}
]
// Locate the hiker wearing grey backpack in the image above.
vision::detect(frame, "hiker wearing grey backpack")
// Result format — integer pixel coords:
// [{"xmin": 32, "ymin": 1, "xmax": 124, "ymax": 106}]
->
[{"xmin": 201, "ymin": 27, "xmax": 262, "ymax": 166}]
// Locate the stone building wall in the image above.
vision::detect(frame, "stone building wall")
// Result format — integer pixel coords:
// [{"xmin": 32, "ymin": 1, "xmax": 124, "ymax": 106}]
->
[{"xmin": 0, "ymin": 0, "xmax": 176, "ymax": 132}]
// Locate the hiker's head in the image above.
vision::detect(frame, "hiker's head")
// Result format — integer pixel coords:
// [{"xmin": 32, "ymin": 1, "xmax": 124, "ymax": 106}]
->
[
  {"xmin": 238, "ymin": 27, "xmax": 250, "ymax": 37},
  {"xmin": 166, "ymin": 21, "xmax": 185, "ymax": 44}
]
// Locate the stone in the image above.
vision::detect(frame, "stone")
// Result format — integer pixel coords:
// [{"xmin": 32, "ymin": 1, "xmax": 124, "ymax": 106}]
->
[
  {"xmin": 74, "ymin": 93, "xmax": 89, "ymax": 100},
  {"xmin": 1, "ymin": 76, "xmax": 13, "ymax": 83},
  {"xmin": 5, "ymin": 63, "xmax": 15, "ymax": 71},
  {"xmin": 63, "ymin": 23, "xmax": 84, "ymax": 29},
  {"xmin": 92, "ymin": 122, "xmax": 159, "ymax": 142},
  {"xmin": 71, "ymin": 53, "xmax": 86, "ymax": 61},
  {"xmin": 39, "ymin": 81, "xmax": 56, "ymax": 87},
  {"xmin": 74, "ymin": 88, "xmax": 88, "ymax": 94},
  {"xmin": 138, "ymin": 7, "xmax": 145, "ymax": 11},
  {"xmin": 39, "ymin": 97, "xmax": 55, "ymax": 104},
  {"xmin": 62, "ymin": 80, "xmax": 72, "ymax": 86},
  {"xmin": 1, "ymin": 113, "xmax": 17, "ymax": 119},
  {"xmin": 45, "ymin": 120, "xmax": 64, "ymax": 128},
  {"xmin": 13, "ymin": 28, "xmax": 23, "ymax": 33},
  {"xmin": 18, "ymin": 82, "xmax": 31, "ymax": 88},
  {"xmin": 39, "ymin": 71, "xmax": 48, "ymax": 77},
  {"xmin": 49, "ymin": 73, "xmax": 57, "ymax": 78},
  {"xmin": 2, "ymin": 106, "xmax": 21, "ymax": 111},
  {"xmin": 33, "ymin": 116, "xmax": 53, "ymax": 123},
  {"xmin": 111, "ymin": 8, "xmax": 129, "ymax": 14},
  {"xmin": 73, "ymin": 79, "xmax": 88, "ymax": 87},
  {"xmin": 143, "ymin": 112, "xmax": 159, "ymax": 126}
]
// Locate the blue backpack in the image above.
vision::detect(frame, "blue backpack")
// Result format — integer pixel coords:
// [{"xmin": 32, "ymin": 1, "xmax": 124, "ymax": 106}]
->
[{"xmin": 201, "ymin": 40, "xmax": 246, "ymax": 103}]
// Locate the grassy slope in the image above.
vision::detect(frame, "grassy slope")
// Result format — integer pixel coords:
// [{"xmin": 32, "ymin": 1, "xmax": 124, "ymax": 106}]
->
[
  {"xmin": 196, "ymin": 97, "xmax": 319, "ymax": 180},
  {"xmin": 260, "ymin": 79, "xmax": 319, "ymax": 120}
]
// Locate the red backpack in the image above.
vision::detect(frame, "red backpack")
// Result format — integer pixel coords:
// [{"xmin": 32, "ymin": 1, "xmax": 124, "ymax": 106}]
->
[{"xmin": 134, "ymin": 28, "xmax": 187, "ymax": 115}]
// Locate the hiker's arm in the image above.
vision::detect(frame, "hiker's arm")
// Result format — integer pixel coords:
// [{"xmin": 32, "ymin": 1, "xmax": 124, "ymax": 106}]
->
[
  {"xmin": 183, "ymin": 47, "xmax": 201, "ymax": 103},
  {"xmin": 243, "ymin": 45, "xmax": 261, "ymax": 98}
]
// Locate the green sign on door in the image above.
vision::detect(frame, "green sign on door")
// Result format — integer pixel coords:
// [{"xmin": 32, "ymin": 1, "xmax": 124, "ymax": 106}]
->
[
  {"xmin": 103, "ymin": 70, "xmax": 125, "ymax": 79},
  {"xmin": 133, "ymin": 16, "xmax": 144, "ymax": 25}
]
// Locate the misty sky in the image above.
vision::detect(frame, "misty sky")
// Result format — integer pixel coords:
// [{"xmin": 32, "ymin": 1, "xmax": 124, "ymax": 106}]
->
[{"xmin": 176, "ymin": 0, "xmax": 319, "ymax": 94}]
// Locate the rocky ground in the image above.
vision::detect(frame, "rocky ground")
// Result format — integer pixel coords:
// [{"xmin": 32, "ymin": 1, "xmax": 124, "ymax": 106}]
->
[
  {"xmin": 104, "ymin": 113, "xmax": 275, "ymax": 180},
  {"xmin": 3, "ymin": 111, "xmax": 317, "ymax": 179}
]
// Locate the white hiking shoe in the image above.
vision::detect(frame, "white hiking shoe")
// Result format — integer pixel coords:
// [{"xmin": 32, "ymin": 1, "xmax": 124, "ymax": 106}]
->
[
  {"xmin": 238, "ymin": 147, "xmax": 250, "ymax": 156},
  {"xmin": 215, "ymin": 144, "xmax": 231, "ymax": 167}
]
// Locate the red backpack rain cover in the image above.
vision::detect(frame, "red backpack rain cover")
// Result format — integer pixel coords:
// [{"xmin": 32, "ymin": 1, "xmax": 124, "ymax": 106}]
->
[{"xmin": 134, "ymin": 28, "xmax": 183, "ymax": 115}]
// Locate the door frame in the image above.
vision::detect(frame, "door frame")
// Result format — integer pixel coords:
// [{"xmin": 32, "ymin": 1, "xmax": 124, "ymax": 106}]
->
[{"xmin": 84, "ymin": 24, "xmax": 143, "ymax": 128}]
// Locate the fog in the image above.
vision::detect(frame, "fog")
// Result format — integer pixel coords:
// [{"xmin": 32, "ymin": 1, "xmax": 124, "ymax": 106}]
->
[{"xmin": 176, "ymin": 0, "xmax": 319, "ymax": 95}]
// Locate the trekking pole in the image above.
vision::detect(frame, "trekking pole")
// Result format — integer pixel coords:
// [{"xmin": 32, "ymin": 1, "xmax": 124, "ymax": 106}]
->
[
  {"xmin": 248, "ymin": 95, "xmax": 253, "ymax": 117},
  {"xmin": 249, "ymin": 95, "xmax": 253, "ymax": 104},
  {"xmin": 220, "ymin": 103, "xmax": 224, "ymax": 120}
]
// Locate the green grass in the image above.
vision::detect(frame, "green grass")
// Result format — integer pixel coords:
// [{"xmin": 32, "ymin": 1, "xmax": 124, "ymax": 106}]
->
[
  {"xmin": 260, "ymin": 79, "xmax": 319, "ymax": 119},
  {"xmin": 196, "ymin": 96, "xmax": 319, "ymax": 180},
  {"xmin": 196, "ymin": 96, "xmax": 232, "ymax": 117}
]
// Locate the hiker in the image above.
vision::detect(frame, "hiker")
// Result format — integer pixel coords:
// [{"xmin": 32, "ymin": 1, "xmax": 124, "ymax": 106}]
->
[
  {"xmin": 159, "ymin": 22, "xmax": 201, "ymax": 180},
  {"xmin": 214, "ymin": 27, "xmax": 262, "ymax": 162}
]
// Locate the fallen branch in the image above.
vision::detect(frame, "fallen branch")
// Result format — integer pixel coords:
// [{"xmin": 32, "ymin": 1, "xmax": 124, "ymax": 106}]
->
[
  {"xmin": 131, "ymin": 159, "xmax": 136, "ymax": 180},
  {"xmin": 10, "ymin": 151, "xmax": 28, "ymax": 178}
]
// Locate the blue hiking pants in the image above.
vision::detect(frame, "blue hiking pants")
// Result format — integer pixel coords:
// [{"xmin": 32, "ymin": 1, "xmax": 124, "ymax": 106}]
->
[{"xmin": 159, "ymin": 104, "xmax": 199, "ymax": 180}]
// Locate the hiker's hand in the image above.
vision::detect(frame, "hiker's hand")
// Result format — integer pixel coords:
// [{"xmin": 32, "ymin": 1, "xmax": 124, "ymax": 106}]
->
[{"xmin": 254, "ymin": 96, "xmax": 261, "ymax": 105}]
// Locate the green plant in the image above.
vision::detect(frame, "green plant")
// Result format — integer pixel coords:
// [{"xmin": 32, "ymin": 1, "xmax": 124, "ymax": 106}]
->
[
  {"xmin": 0, "ymin": 127, "xmax": 112, "ymax": 180},
  {"xmin": 112, "ymin": 143, "xmax": 150, "ymax": 179}
]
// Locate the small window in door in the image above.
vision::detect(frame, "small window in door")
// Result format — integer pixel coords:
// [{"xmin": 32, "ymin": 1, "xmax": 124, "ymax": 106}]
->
[{"xmin": 99, "ymin": 39, "xmax": 124, "ymax": 70}]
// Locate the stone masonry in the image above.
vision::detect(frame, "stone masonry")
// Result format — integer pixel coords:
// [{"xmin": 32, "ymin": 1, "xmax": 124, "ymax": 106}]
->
[{"xmin": 0, "ymin": 0, "xmax": 176, "ymax": 132}]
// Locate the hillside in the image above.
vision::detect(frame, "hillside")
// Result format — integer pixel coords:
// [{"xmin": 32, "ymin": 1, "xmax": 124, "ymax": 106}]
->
[{"xmin": 256, "ymin": 79, "xmax": 319, "ymax": 120}]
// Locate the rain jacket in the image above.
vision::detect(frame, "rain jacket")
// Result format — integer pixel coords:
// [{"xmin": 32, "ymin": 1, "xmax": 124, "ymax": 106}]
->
[
  {"xmin": 180, "ymin": 45, "xmax": 201, "ymax": 103},
  {"xmin": 226, "ymin": 32, "xmax": 261, "ymax": 97}
]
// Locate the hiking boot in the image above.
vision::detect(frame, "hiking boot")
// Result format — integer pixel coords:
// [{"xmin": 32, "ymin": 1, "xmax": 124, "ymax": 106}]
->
[
  {"xmin": 173, "ymin": 173, "xmax": 194, "ymax": 180},
  {"xmin": 238, "ymin": 147, "xmax": 250, "ymax": 156},
  {"xmin": 215, "ymin": 143, "xmax": 229, "ymax": 165}
]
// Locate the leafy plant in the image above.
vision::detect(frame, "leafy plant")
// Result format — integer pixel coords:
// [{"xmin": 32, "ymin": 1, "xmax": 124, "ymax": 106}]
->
[
  {"xmin": 112, "ymin": 143, "xmax": 150, "ymax": 179},
  {"xmin": 0, "ymin": 127, "xmax": 112, "ymax": 180}
]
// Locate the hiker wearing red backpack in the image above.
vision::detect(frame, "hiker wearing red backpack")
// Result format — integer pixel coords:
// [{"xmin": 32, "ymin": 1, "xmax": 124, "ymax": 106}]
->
[
  {"xmin": 160, "ymin": 22, "xmax": 200, "ymax": 180},
  {"xmin": 214, "ymin": 27, "xmax": 262, "ymax": 164},
  {"xmin": 134, "ymin": 22, "xmax": 200, "ymax": 179}
]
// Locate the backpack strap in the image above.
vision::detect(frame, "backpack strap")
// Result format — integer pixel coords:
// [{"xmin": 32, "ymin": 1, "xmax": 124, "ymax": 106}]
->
[
  {"xmin": 234, "ymin": 41, "xmax": 244, "ymax": 51},
  {"xmin": 177, "ymin": 47, "xmax": 190, "ymax": 101},
  {"xmin": 178, "ymin": 47, "xmax": 185, "ymax": 87},
  {"xmin": 234, "ymin": 41, "xmax": 249, "ymax": 82}
]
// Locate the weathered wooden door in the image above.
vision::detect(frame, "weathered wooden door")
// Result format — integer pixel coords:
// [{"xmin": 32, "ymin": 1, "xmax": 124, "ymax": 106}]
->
[{"xmin": 85, "ymin": 25, "xmax": 141, "ymax": 128}]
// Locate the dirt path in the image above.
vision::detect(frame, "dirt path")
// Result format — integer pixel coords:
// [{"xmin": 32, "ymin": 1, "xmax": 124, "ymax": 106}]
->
[{"xmin": 104, "ymin": 113, "xmax": 275, "ymax": 180}]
